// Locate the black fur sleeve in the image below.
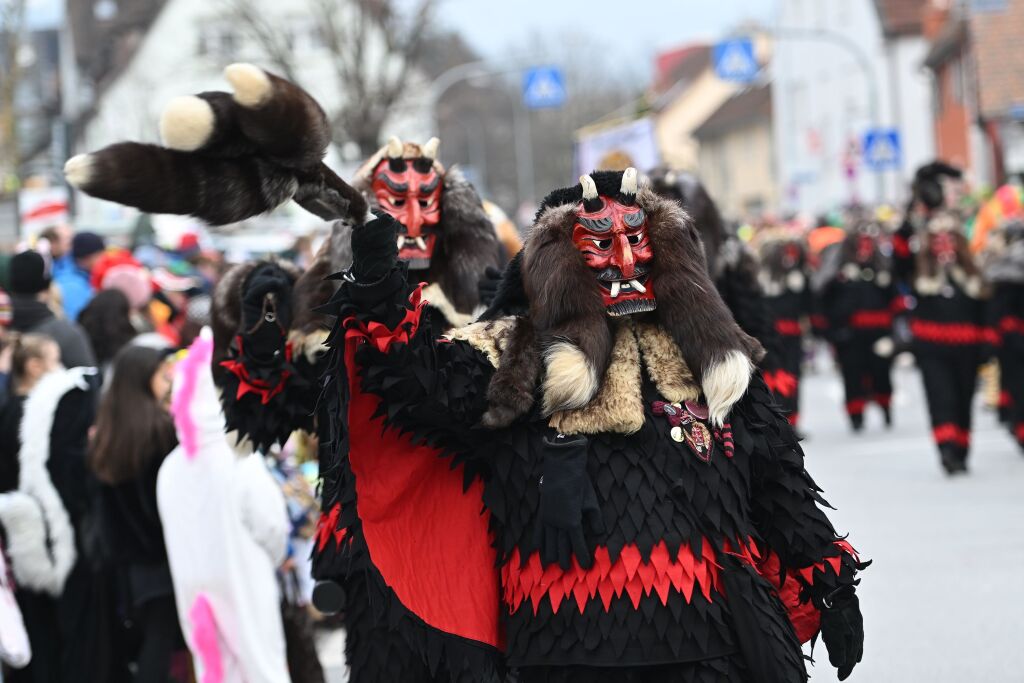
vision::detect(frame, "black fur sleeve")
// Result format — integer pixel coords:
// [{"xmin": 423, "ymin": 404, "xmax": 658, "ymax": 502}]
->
[
  {"xmin": 326, "ymin": 265, "xmax": 495, "ymax": 455},
  {"xmin": 736, "ymin": 377, "xmax": 866, "ymax": 604}
]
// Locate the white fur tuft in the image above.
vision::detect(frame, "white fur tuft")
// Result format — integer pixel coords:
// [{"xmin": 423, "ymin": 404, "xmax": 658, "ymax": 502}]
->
[
  {"xmin": 63, "ymin": 154, "xmax": 94, "ymax": 188},
  {"xmin": 542, "ymin": 342, "xmax": 599, "ymax": 414},
  {"xmin": 580, "ymin": 174, "xmax": 598, "ymax": 200},
  {"xmin": 876, "ymin": 270, "xmax": 891, "ymax": 287},
  {"xmin": 702, "ymin": 350, "xmax": 753, "ymax": 427},
  {"xmin": 225, "ymin": 63, "xmax": 272, "ymax": 107},
  {"xmin": 841, "ymin": 264, "xmax": 861, "ymax": 281},
  {"xmin": 872, "ymin": 336, "xmax": 895, "ymax": 358},
  {"xmin": 421, "ymin": 136, "xmax": 440, "ymax": 160},
  {"xmin": 620, "ymin": 167, "xmax": 638, "ymax": 195},
  {"xmin": 386, "ymin": 135, "xmax": 403, "ymax": 158},
  {"xmin": 915, "ymin": 276, "xmax": 943, "ymax": 295},
  {"xmin": 786, "ymin": 270, "xmax": 805, "ymax": 292},
  {"xmin": 160, "ymin": 95, "xmax": 216, "ymax": 151}
]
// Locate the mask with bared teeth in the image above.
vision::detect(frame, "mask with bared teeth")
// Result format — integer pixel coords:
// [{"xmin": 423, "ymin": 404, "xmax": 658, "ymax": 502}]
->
[{"xmin": 572, "ymin": 169, "xmax": 657, "ymax": 316}]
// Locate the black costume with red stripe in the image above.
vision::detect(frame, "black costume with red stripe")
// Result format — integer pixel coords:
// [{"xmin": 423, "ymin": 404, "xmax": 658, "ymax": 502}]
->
[
  {"xmin": 895, "ymin": 212, "xmax": 991, "ymax": 470},
  {"xmin": 818, "ymin": 234, "xmax": 898, "ymax": 430},
  {"xmin": 316, "ymin": 173, "xmax": 866, "ymax": 682},
  {"xmin": 985, "ymin": 221, "xmax": 1024, "ymax": 452}
]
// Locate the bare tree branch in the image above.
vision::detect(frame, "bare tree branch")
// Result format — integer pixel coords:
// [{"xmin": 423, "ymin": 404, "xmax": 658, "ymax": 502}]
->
[{"xmin": 0, "ymin": 0, "xmax": 27, "ymax": 193}]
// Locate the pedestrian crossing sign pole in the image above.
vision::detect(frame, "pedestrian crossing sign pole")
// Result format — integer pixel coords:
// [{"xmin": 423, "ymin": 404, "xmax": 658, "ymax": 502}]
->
[{"xmin": 862, "ymin": 129, "xmax": 902, "ymax": 172}]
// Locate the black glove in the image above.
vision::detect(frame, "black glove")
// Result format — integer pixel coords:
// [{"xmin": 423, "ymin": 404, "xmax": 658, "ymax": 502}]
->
[
  {"xmin": 477, "ymin": 266, "xmax": 503, "ymax": 308},
  {"xmin": 311, "ymin": 579, "xmax": 346, "ymax": 615},
  {"xmin": 350, "ymin": 210, "xmax": 400, "ymax": 283},
  {"xmin": 533, "ymin": 434, "xmax": 604, "ymax": 570},
  {"xmin": 819, "ymin": 586, "xmax": 864, "ymax": 680}
]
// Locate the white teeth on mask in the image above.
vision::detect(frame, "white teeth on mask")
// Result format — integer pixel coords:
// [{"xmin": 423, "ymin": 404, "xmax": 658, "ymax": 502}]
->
[
  {"xmin": 397, "ymin": 236, "xmax": 406, "ymax": 250},
  {"xmin": 415, "ymin": 237, "xmax": 427, "ymax": 250},
  {"xmin": 423, "ymin": 197, "xmax": 434, "ymax": 207},
  {"xmin": 629, "ymin": 279, "xmax": 646, "ymax": 293},
  {"xmin": 610, "ymin": 281, "xmax": 621, "ymax": 298}
]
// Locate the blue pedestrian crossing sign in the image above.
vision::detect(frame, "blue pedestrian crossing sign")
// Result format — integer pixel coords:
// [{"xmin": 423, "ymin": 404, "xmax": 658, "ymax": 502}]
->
[
  {"xmin": 862, "ymin": 129, "xmax": 902, "ymax": 172},
  {"xmin": 522, "ymin": 66, "xmax": 566, "ymax": 109},
  {"xmin": 712, "ymin": 38, "xmax": 759, "ymax": 83}
]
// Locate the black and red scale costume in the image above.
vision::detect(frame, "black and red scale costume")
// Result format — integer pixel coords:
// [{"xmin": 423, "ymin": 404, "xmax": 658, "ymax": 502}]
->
[
  {"xmin": 894, "ymin": 163, "xmax": 994, "ymax": 473},
  {"xmin": 817, "ymin": 229, "xmax": 899, "ymax": 431},
  {"xmin": 985, "ymin": 219, "xmax": 1024, "ymax": 452},
  {"xmin": 757, "ymin": 234, "xmax": 813, "ymax": 427},
  {"xmin": 314, "ymin": 170, "xmax": 866, "ymax": 682}
]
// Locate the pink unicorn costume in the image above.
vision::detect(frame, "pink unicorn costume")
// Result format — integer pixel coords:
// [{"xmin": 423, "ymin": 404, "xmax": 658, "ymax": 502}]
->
[{"xmin": 158, "ymin": 330, "xmax": 291, "ymax": 683}]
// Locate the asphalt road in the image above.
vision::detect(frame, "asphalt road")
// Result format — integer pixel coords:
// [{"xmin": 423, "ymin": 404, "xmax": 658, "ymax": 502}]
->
[{"xmin": 318, "ymin": 358, "xmax": 1024, "ymax": 682}]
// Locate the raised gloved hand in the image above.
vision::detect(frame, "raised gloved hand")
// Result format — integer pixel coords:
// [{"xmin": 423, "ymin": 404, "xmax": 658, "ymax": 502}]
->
[
  {"xmin": 350, "ymin": 210, "xmax": 400, "ymax": 284},
  {"xmin": 819, "ymin": 586, "xmax": 864, "ymax": 680},
  {"xmin": 533, "ymin": 434, "xmax": 604, "ymax": 570},
  {"xmin": 477, "ymin": 266, "xmax": 503, "ymax": 308}
]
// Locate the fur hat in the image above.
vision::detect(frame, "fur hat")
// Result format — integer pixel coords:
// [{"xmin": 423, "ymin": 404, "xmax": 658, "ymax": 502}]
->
[{"xmin": 482, "ymin": 170, "xmax": 762, "ymax": 428}]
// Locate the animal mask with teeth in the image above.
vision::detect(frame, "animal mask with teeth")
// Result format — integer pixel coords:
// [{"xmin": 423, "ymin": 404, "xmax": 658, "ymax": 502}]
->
[
  {"xmin": 572, "ymin": 169, "xmax": 657, "ymax": 316},
  {"xmin": 370, "ymin": 136, "xmax": 443, "ymax": 269}
]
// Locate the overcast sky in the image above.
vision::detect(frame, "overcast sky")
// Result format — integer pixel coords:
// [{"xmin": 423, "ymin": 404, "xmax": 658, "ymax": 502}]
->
[{"xmin": 438, "ymin": 0, "xmax": 777, "ymax": 66}]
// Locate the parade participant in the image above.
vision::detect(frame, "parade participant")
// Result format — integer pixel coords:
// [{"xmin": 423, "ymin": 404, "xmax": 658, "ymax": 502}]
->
[
  {"xmin": 895, "ymin": 162, "xmax": 990, "ymax": 474},
  {"xmin": 816, "ymin": 225, "xmax": 898, "ymax": 431},
  {"xmin": 757, "ymin": 231, "xmax": 813, "ymax": 426},
  {"xmin": 984, "ymin": 219, "xmax": 1024, "ymax": 452},
  {"xmin": 291, "ymin": 134, "xmax": 503, "ymax": 342},
  {"xmin": 317, "ymin": 168, "xmax": 867, "ymax": 682},
  {"xmin": 299, "ymin": 137, "xmax": 507, "ymax": 683}
]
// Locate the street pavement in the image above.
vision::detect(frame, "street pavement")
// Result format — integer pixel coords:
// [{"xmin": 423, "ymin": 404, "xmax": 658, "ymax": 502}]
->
[{"xmin": 318, "ymin": 357, "xmax": 1024, "ymax": 683}]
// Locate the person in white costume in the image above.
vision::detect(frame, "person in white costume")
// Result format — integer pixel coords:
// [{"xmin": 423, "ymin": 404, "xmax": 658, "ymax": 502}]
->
[{"xmin": 157, "ymin": 329, "xmax": 291, "ymax": 683}]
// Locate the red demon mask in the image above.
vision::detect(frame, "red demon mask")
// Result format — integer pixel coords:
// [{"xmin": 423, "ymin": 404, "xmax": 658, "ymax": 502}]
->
[
  {"xmin": 855, "ymin": 234, "xmax": 875, "ymax": 263},
  {"xmin": 572, "ymin": 171, "xmax": 657, "ymax": 317},
  {"xmin": 371, "ymin": 139, "xmax": 443, "ymax": 269},
  {"xmin": 782, "ymin": 243, "xmax": 802, "ymax": 268}
]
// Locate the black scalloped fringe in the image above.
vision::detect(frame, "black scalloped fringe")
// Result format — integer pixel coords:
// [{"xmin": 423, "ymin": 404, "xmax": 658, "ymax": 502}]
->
[
  {"xmin": 516, "ymin": 655, "xmax": 748, "ymax": 683},
  {"xmin": 310, "ymin": 272, "xmax": 506, "ymax": 683},
  {"xmin": 219, "ymin": 354, "xmax": 317, "ymax": 453}
]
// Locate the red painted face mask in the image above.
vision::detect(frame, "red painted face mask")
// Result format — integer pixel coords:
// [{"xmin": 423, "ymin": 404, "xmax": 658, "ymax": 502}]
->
[
  {"xmin": 855, "ymin": 235, "xmax": 875, "ymax": 263},
  {"xmin": 573, "ymin": 195, "xmax": 657, "ymax": 316},
  {"xmin": 782, "ymin": 243, "xmax": 802, "ymax": 268},
  {"xmin": 931, "ymin": 231, "xmax": 957, "ymax": 264},
  {"xmin": 372, "ymin": 158, "xmax": 443, "ymax": 269}
]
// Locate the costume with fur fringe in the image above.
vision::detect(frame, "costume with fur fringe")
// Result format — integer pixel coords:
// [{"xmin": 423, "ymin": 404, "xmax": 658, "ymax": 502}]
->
[
  {"xmin": 305, "ymin": 141, "xmax": 506, "ymax": 683},
  {"xmin": 817, "ymin": 230, "xmax": 898, "ymax": 430},
  {"xmin": 757, "ymin": 235, "xmax": 813, "ymax": 427},
  {"xmin": 316, "ymin": 171, "xmax": 866, "ymax": 681},
  {"xmin": 895, "ymin": 191, "xmax": 992, "ymax": 469},
  {"xmin": 985, "ymin": 220, "xmax": 1024, "ymax": 451}
]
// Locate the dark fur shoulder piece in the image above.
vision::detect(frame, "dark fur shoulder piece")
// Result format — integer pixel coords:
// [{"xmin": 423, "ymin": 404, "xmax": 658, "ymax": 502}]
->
[
  {"xmin": 292, "ymin": 220, "xmax": 354, "ymax": 335},
  {"xmin": 427, "ymin": 167, "xmax": 503, "ymax": 314},
  {"xmin": 479, "ymin": 250, "xmax": 528, "ymax": 321},
  {"xmin": 480, "ymin": 317, "xmax": 540, "ymax": 428},
  {"xmin": 522, "ymin": 203, "xmax": 614, "ymax": 411},
  {"xmin": 640, "ymin": 187, "xmax": 764, "ymax": 379}
]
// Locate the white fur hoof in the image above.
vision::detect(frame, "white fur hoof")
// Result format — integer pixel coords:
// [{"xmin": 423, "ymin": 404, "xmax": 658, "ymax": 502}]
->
[
  {"xmin": 225, "ymin": 63, "xmax": 272, "ymax": 107},
  {"xmin": 160, "ymin": 95, "xmax": 215, "ymax": 151},
  {"xmin": 63, "ymin": 154, "xmax": 94, "ymax": 188},
  {"xmin": 703, "ymin": 350, "xmax": 753, "ymax": 427},
  {"xmin": 542, "ymin": 342, "xmax": 599, "ymax": 414}
]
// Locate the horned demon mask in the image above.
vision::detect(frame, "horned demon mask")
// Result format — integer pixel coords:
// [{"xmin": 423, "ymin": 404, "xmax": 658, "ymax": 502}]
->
[
  {"xmin": 371, "ymin": 136, "xmax": 442, "ymax": 269},
  {"xmin": 573, "ymin": 169, "xmax": 657, "ymax": 316}
]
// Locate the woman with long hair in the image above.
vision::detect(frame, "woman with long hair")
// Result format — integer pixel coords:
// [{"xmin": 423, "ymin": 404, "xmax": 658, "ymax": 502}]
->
[{"xmin": 90, "ymin": 345, "xmax": 182, "ymax": 681}]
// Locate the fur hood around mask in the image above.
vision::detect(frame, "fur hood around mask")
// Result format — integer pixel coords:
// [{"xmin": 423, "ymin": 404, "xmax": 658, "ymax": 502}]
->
[{"xmin": 479, "ymin": 170, "xmax": 762, "ymax": 429}]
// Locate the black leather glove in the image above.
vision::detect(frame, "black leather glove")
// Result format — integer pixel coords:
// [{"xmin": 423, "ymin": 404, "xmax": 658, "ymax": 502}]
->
[
  {"xmin": 533, "ymin": 434, "xmax": 604, "ymax": 570},
  {"xmin": 350, "ymin": 210, "xmax": 400, "ymax": 283},
  {"xmin": 819, "ymin": 586, "xmax": 864, "ymax": 680},
  {"xmin": 477, "ymin": 266, "xmax": 503, "ymax": 308}
]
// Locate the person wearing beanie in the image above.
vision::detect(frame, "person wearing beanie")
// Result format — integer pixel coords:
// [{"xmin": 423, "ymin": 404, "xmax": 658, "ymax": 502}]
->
[
  {"xmin": 53, "ymin": 231, "xmax": 106, "ymax": 322},
  {"xmin": 9, "ymin": 250, "xmax": 96, "ymax": 370}
]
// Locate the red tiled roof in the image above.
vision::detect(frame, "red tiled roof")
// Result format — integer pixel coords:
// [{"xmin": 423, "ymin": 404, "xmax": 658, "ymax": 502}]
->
[{"xmin": 874, "ymin": 0, "xmax": 928, "ymax": 36}]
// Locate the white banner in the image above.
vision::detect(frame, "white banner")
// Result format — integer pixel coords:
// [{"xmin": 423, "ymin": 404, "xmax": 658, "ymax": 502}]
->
[{"xmin": 575, "ymin": 117, "xmax": 661, "ymax": 177}]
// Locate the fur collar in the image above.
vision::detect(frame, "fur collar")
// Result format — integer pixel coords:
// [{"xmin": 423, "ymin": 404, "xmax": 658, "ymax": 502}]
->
[
  {"xmin": 455, "ymin": 318, "xmax": 730, "ymax": 435},
  {"xmin": 0, "ymin": 367, "xmax": 95, "ymax": 595},
  {"xmin": 422, "ymin": 282, "xmax": 477, "ymax": 329}
]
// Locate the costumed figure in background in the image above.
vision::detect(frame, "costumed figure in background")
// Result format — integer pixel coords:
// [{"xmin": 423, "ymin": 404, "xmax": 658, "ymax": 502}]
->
[
  {"xmin": 894, "ymin": 162, "xmax": 991, "ymax": 474},
  {"xmin": 322, "ymin": 168, "xmax": 867, "ymax": 682},
  {"xmin": 646, "ymin": 169, "xmax": 793, "ymax": 409},
  {"xmin": 756, "ymin": 232, "xmax": 812, "ymax": 427},
  {"xmin": 984, "ymin": 219, "xmax": 1024, "ymax": 453},
  {"xmin": 816, "ymin": 225, "xmax": 898, "ymax": 431}
]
